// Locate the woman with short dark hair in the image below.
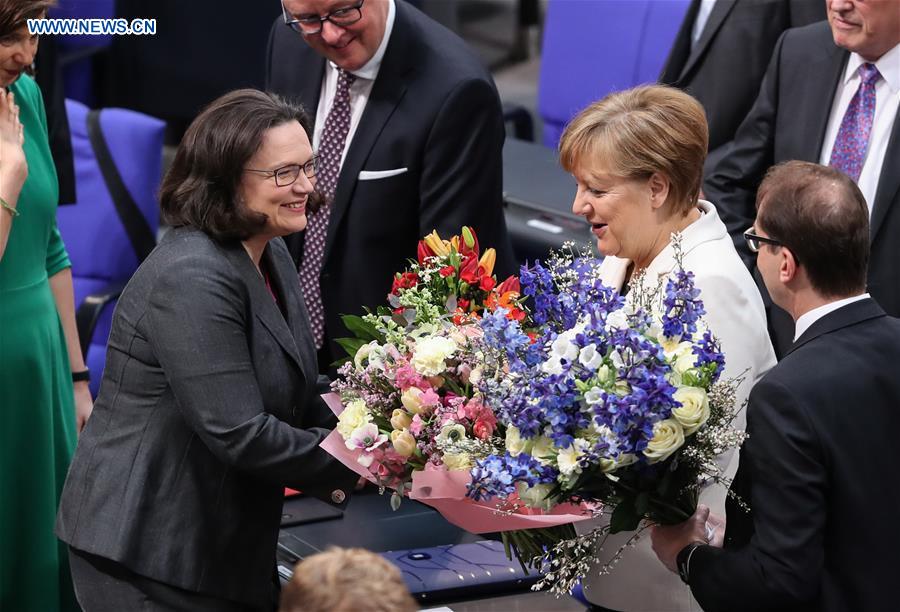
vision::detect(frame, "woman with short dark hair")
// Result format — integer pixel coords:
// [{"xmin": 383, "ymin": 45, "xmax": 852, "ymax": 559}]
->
[
  {"xmin": 56, "ymin": 89, "xmax": 355, "ymax": 611},
  {"xmin": 1, "ymin": 1, "xmax": 91, "ymax": 609}
]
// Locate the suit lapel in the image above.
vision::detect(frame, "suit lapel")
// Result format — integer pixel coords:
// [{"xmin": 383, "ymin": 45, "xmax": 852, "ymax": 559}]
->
[
  {"xmin": 321, "ymin": 2, "xmax": 413, "ymax": 264},
  {"xmin": 786, "ymin": 298, "xmax": 885, "ymax": 355},
  {"xmin": 659, "ymin": 0, "xmax": 700, "ymax": 84},
  {"xmin": 802, "ymin": 42, "xmax": 849, "ymax": 161},
  {"xmin": 222, "ymin": 241, "xmax": 305, "ymax": 373},
  {"xmin": 869, "ymin": 104, "xmax": 900, "ymax": 243},
  {"xmin": 296, "ymin": 48, "xmax": 326, "ymax": 120},
  {"xmin": 679, "ymin": 0, "xmax": 736, "ymax": 80},
  {"xmin": 264, "ymin": 240, "xmax": 317, "ymax": 383}
]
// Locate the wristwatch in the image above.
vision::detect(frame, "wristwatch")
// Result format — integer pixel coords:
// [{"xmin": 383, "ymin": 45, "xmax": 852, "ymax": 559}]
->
[
  {"xmin": 676, "ymin": 542, "xmax": 705, "ymax": 584},
  {"xmin": 72, "ymin": 369, "xmax": 91, "ymax": 383}
]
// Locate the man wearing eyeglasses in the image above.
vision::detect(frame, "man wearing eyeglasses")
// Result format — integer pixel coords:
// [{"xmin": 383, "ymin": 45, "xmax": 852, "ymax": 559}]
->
[
  {"xmin": 703, "ymin": 0, "xmax": 900, "ymax": 359},
  {"xmin": 651, "ymin": 160, "xmax": 900, "ymax": 612},
  {"xmin": 266, "ymin": 0, "xmax": 514, "ymax": 371}
]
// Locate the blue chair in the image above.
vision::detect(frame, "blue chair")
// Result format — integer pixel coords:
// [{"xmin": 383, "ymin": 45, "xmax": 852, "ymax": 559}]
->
[
  {"xmin": 57, "ymin": 99, "xmax": 165, "ymax": 397},
  {"xmin": 537, "ymin": 0, "xmax": 691, "ymax": 147}
]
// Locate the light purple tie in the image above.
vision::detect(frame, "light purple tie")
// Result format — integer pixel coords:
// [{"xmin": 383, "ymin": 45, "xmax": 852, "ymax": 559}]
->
[
  {"xmin": 829, "ymin": 63, "xmax": 880, "ymax": 182},
  {"xmin": 299, "ymin": 69, "xmax": 356, "ymax": 349}
]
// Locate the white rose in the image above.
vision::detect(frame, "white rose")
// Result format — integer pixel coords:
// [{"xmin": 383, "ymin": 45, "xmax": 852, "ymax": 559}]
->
[
  {"xmin": 411, "ymin": 336, "xmax": 457, "ymax": 376},
  {"xmin": 442, "ymin": 452, "xmax": 473, "ymax": 470},
  {"xmin": 643, "ymin": 419, "xmax": 685, "ymax": 463},
  {"xmin": 672, "ymin": 386, "xmax": 710, "ymax": 435},
  {"xmin": 531, "ymin": 435, "xmax": 556, "ymax": 464},
  {"xmin": 336, "ymin": 399, "xmax": 370, "ymax": 439},
  {"xmin": 505, "ymin": 425, "xmax": 533, "ymax": 457},
  {"xmin": 516, "ymin": 481, "xmax": 555, "ymax": 511},
  {"xmin": 674, "ymin": 350, "xmax": 699, "ymax": 375}
]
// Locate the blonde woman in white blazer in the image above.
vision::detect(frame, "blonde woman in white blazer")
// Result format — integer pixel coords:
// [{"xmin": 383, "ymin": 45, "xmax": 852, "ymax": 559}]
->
[{"xmin": 559, "ymin": 85, "xmax": 776, "ymax": 612}]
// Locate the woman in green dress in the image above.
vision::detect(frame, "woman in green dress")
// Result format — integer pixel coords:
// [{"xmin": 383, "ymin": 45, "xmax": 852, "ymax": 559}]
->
[{"xmin": 0, "ymin": 2, "xmax": 93, "ymax": 609}]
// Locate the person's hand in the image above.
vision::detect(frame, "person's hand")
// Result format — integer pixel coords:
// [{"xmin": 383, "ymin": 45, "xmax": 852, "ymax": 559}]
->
[
  {"xmin": 706, "ymin": 511, "xmax": 726, "ymax": 548},
  {"xmin": 73, "ymin": 381, "xmax": 93, "ymax": 434},
  {"xmin": 650, "ymin": 504, "xmax": 713, "ymax": 573},
  {"xmin": 0, "ymin": 88, "xmax": 27, "ymax": 187}
]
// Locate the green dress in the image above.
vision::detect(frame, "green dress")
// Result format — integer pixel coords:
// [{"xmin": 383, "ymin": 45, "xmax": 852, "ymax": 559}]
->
[{"xmin": 0, "ymin": 75, "xmax": 79, "ymax": 611}]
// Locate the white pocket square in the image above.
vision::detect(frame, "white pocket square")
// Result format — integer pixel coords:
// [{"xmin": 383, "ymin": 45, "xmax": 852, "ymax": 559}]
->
[{"xmin": 358, "ymin": 168, "xmax": 408, "ymax": 180}]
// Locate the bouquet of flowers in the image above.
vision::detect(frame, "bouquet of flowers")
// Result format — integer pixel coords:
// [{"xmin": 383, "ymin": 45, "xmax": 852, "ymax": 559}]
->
[
  {"xmin": 467, "ymin": 236, "xmax": 747, "ymax": 592},
  {"xmin": 325, "ymin": 227, "xmax": 525, "ymax": 507}
]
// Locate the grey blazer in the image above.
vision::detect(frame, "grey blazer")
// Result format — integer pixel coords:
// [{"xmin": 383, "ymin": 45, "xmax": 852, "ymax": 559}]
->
[{"xmin": 56, "ymin": 227, "xmax": 355, "ymax": 607}]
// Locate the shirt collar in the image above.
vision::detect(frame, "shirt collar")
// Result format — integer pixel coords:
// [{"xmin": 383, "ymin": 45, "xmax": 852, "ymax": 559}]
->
[
  {"xmin": 793, "ymin": 293, "xmax": 871, "ymax": 341},
  {"xmin": 328, "ymin": 0, "xmax": 395, "ymax": 81},
  {"xmin": 845, "ymin": 43, "xmax": 900, "ymax": 93}
]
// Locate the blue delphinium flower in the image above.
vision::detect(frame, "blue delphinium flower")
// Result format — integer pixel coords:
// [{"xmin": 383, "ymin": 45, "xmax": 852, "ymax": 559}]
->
[
  {"xmin": 693, "ymin": 328, "xmax": 725, "ymax": 381},
  {"xmin": 660, "ymin": 268, "xmax": 706, "ymax": 339},
  {"xmin": 468, "ymin": 452, "xmax": 559, "ymax": 501}
]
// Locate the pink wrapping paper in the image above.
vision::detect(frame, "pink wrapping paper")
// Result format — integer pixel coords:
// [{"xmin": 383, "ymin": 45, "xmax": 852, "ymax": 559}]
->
[
  {"xmin": 408, "ymin": 467, "xmax": 592, "ymax": 533},
  {"xmin": 319, "ymin": 394, "xmax": 592, "ymax": 533},
  {"xmin": 319, "ymin": 429, "xmax": 379, "ymax": 484},
  {"xmin": 321, "ymin": 392, "xmax": 345, "ymax": 416}
]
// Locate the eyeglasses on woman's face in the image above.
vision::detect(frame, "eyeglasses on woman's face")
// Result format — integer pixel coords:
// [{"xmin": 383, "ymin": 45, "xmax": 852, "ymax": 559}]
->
[{"xmin": 244, "ymin": 156, "xmax": 318, "ymax": 187}]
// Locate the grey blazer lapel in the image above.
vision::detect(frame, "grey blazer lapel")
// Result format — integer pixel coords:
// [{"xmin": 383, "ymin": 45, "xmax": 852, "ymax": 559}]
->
[
  {"xmin": 322, "ymin": 2, "xmax": 414, "ymax": 263},
  {"xmin": 870, "ymin": 104, "xmax": 900, "ymax": 243},
  {"xmin": 223, "ymin": 242, "xmax": 305, "ymax": 373},
  {"xmin": 679, "ymin": 0, "xmax": 736, "ymax": 80},
  {"xmin": 265, "ymin": 239, "xmax": 318, "ymax": 381}
]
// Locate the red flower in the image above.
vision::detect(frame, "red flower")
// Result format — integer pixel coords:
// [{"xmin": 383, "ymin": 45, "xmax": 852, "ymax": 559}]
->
[
  {"xmin": 459, "ymin": 255, "xmax": 480, "ymax": 284},
  {"xmin": 417, "ymin": 240, "xmax": 435, "ymax": 265},
  {"xmin": 479, "ymin": 276, "xmax": 496, "ymax": 291},
  {"xmin": 391, "ymin": 272, "xmax": 419, "ymax": 295},
  {"xmin": 439, "ymin": 265, "xmax": 456, "ymax": 278},
  {"xmin": 457, "ymin": 298, "xmax": 470, "ymax": 311},
  {"xmin": 497, "ymin": 275, "xmax": 521, "ymax": 295}
]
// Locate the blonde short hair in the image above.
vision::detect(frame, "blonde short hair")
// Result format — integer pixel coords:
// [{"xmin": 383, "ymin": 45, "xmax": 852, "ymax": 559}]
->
[
  {"xmin": 558, "ymin": 85, "xmax": 708, "ymax": 215},
  {"xmin": 280, "ymin": 547, "xmax": 418, "ymax": 612}
]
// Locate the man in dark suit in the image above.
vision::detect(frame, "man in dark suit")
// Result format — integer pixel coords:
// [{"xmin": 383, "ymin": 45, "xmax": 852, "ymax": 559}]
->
[
  {"xmin": 650, "ymin": 161, "xmax": 900, "ymax": 612},
  {"xmin": 267, "ymin": 0, "xmax": 514, "ymax": 370},
  {"xmin": 660, "ymin": 0, "xmax": 824, "ymax": 173},
  {"xmin": 703, "ymin": 0, "xmax": 900, "ymax": 356}
]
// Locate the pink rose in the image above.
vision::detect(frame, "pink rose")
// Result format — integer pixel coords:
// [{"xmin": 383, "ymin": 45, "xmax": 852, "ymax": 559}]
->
[{"xmin": 473, "ymin": 418, "xmax": 495, "ymax": 440}]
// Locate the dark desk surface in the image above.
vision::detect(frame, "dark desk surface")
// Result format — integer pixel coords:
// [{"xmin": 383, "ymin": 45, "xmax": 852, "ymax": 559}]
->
[{"xmin": 279, "ymin": 490, "xmax": 587, "ymax": 611}]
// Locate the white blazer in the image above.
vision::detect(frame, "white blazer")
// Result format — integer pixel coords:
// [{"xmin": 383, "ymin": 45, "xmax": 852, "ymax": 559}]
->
[{"xmin": 579, "ymin": 201, "xmax": 776, "ymax": 612}]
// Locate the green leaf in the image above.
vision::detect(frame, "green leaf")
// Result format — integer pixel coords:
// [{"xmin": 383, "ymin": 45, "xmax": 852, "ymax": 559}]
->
[
  {"xmin": 340, "ymin": 314, "xmax": 384, "ymax": 342},
  {"xmin": 610, "ymin": 498, "xmax": 642, "ymax": 533},
  {"xmin": 335, "ymin": 337, "xmax": 366, "ymax": 358}
]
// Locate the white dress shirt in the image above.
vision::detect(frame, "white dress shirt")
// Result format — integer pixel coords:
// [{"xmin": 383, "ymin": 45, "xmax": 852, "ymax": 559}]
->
[
  {"xmin": 691, "ymin": 0, "xmax": 718, "ymax": 47},
  {"xmin": 793, "ymin": 293, "xmax": 871, "ymax": 341},
  {"xmin": 312, "ymin": 0, "xmax": 396, "ymax": 166},
  {"xmin": 819, "ymin": 43, "xmax": 900, "ymax": 216}
]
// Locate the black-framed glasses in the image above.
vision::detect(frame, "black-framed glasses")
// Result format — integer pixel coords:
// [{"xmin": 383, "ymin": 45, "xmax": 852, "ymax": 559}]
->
[
  {"xmin": 744, "ymin": 228, "xmax": 784, "ymax": 253},
  {"xmin": 245, "ymin": 156, "xmax": 318, "ymax": 187},
  {"xmin": 282, "ymin": 0, "xmax": 364, "ymax": 35}
]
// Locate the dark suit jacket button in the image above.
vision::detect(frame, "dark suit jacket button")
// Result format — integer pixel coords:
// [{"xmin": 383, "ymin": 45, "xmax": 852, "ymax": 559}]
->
[{"xmin": 331, "ymin": 489, "xmax": 346, "ymax": 504}]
